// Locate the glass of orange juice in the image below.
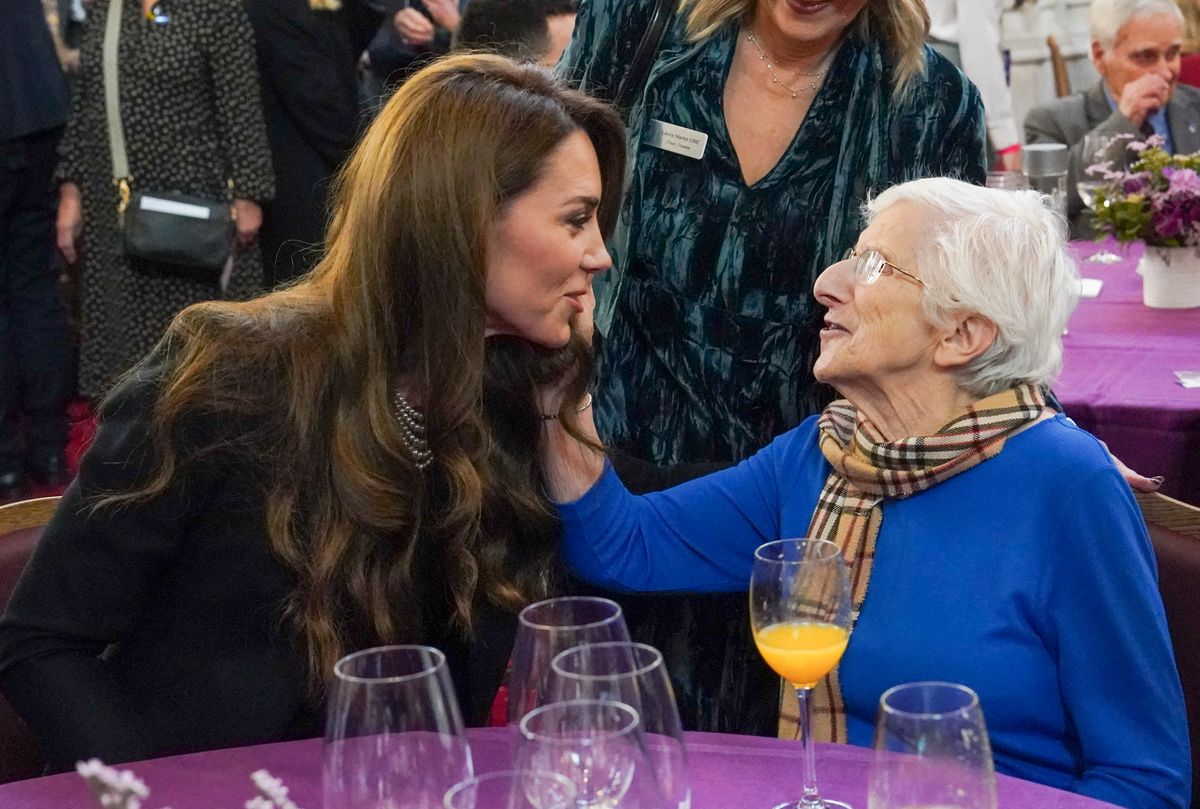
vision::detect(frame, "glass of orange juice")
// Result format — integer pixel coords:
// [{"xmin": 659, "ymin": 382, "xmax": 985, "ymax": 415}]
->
[{"xmin": 750, "ymin": 539, "xmax": 853, "ymax": 809}]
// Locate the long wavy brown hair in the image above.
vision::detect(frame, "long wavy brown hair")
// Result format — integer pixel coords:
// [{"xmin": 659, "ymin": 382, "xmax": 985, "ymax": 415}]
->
[{"xmin": 96, "ymin": 54, "xmax": 626, "ymax": 692}]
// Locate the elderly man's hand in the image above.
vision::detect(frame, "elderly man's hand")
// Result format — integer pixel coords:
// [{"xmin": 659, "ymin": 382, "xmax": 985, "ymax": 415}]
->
[
  {"xmin": 1118, "ymin": 73, "xmax": 1172, "ymax": 129},
  {"xmin": 394, "ymin": 7, "xmax": 435, "ymax": 46}
]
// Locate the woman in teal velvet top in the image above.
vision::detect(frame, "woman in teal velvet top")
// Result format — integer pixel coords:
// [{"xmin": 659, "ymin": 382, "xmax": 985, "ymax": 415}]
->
[{"xmin": 558, "ymin": 0, "xmax": 988, "ymax": 464}]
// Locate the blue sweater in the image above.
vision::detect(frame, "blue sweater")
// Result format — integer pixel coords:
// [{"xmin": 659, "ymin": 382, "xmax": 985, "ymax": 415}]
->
[{"xmin": 560, "ymin": 415, "xmax": 1191, "ymax": 808}]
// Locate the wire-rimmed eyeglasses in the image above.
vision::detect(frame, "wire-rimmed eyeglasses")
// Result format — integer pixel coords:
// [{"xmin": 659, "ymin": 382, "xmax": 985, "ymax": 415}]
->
[{"xmin": 841, "ymin": 247, "xmax": 929, "ymax": 288}]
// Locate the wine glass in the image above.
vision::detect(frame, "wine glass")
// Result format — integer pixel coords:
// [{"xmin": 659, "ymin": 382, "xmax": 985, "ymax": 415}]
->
[
  {"xmin": 1079, "ymin": 132, "xmax": 1128, "ymax": 264},
  {"xmin": 750, "ymin": 539, "xmax": 853, "ymax": 809},
  {"xmin": 508, "ymin": 596, "xmax": 632, "ymax": 725},
  {"xmin": 867, "ymin": 682, "xmax": 996, "ymax": 809},
  {"xmin": 515, "ymin": 699, "xmax": 641, "ymax": 809},
  {"xmin": 444, "ymin": 770, "xmax": 577, "ymax": 809},
  {"xmin": 324, "ymin": 645, "xmax": 473, "ymax": 809},
  {"xmin": 549, "ymin": 642, "xmax": 690, "ymax": 809}
]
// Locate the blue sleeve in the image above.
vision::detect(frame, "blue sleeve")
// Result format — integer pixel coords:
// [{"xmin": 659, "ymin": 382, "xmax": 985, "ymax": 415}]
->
[
  {"xmin": 558, "ymin": 431, "xmax": 805, "ymax": 592},
  {"xmin": 1040, "ymin": 464, "xmax": 1191, "ymax": 807}
]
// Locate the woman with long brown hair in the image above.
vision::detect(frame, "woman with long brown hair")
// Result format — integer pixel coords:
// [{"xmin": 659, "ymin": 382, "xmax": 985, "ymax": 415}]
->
[{"xmin": 0, "ymin": 53, "xmax": 625, "ymax": 771}]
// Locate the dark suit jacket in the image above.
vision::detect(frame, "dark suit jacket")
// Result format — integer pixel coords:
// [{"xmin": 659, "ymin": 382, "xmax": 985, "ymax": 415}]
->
[
  {"xmin": 0, "ymin": 357, "xmax": 514, "ymax": 772},
  {"xmin": 244, "ymin": 0, "xmax": 381, "ymax": 284},
  {"xmin": 1024, "ymin": 80, "xmax": 1200, "ymax": 237},
  {"xmin": 0, "ymin": 0, "xmax": 70, "ymax": 141}
]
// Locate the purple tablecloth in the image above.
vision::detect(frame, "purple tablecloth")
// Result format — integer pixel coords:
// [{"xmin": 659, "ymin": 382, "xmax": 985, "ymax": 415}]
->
[
  {"xmin": 1062, "ymin": 241, "xmax": 1200, "ymax": 505},
  {"xmin": 0, "ymin": 728, "xmax": 1118, "ymax": 808}
]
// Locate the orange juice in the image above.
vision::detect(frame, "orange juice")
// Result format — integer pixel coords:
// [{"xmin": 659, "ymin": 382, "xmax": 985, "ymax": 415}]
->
[{"xmin": 754, "ymin": 621, "xmax": 849, "ymax": 687}]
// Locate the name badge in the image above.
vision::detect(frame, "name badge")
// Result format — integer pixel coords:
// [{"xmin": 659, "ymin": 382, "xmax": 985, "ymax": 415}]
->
[{"xmin": 644, "ymin": 119, "xmax": 708, "ymax": 160}]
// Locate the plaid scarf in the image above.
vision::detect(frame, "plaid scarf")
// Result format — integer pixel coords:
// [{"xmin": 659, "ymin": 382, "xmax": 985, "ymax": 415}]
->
[{"xmin": 777, "ymin": 383, "xmax": 1046, "ymax": 743}]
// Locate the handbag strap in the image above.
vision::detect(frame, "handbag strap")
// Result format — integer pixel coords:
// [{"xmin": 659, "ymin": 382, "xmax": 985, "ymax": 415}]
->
[
  {"xmin": 613, "ymin": 0, "xmax": 674, "ymax": 113},
  {"xmin": 103, "ymin": 0, "xmax": 133, "ymax": 213}
]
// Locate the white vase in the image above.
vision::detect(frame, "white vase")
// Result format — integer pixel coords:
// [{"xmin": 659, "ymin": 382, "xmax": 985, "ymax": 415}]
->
[{"xmin": 1137, "ymin": 246, "xmax": 1200, "ymax": 309}]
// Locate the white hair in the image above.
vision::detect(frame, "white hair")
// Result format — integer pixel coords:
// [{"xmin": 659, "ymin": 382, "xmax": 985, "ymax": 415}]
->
[
  {"xmin": 864, "ymin": 178, "xmax": 1079, "ymax": 398},
  {"xmin": 1090, "ymin": 0, "xmax": 1183, "ymax": 48}
]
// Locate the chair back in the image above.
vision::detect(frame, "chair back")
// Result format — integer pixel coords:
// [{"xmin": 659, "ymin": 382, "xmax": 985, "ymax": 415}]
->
[
  {"xmin": 0, "ymin": 496, "xmax": 59, "ymax": 783},
  {"xmin": 1137, "ymin": 491, "xmax": 1200, "ymax": 808},
  {"xmin": 1046, "ymin": 35, "xmax": 1071, "ymax": 98}
]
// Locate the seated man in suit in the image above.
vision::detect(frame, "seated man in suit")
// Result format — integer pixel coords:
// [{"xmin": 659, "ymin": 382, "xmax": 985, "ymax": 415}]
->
[{"xmin": 1025, "ymin": 0, "xmax": 1200, "ymax": 236}]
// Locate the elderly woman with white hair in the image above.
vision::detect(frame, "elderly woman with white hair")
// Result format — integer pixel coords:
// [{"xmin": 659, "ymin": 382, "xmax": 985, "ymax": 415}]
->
[{"xmin": 541, "ymin": 178, "xmax": 1191, "ymax": 807}]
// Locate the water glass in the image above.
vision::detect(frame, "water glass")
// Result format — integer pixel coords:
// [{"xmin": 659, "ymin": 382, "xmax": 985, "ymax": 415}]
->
[
  {"xmin": 508, "ymin": 597, "xmax": 631, "ymax": 725},
  {"xmin": 515, "ymin": 699, "xmax": 641, "ymax": 809},
  {"xmin": 444, "ymin": 770, "xmax": 577, "ymax": 809},
  {"xmin": 868, "ymin": 681, "xmax": 996, "ymax": 809},
  {"xmin": 324, "ymin": 645, "xmax": 473, "ymax": 809},
  {"xmin": 549, "ymin": 643, "xmax": 690, "ymax": 809}
]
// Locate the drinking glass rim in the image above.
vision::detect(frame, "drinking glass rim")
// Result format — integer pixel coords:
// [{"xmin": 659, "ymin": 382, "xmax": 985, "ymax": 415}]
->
[
  {"xmin": 878, "ymin": 680, "xmax": 981, "ymax": 719},
  {"xmin": 753, "ymin": 538, "xmax": 842, "ymax": 564},
  {"xmin": 518, "ymin": 698, "xmax": 641, "ymax": 743},
  {"xmin": 550, "ymin": 641, "xmax": 663, "ymax": 680},
  {"xmin": 333, "ymin": 644, "xmax": 446, "ymax": 684},
  {"xmin": 443, "ymin": 769, "xmax": 577, "ymax": 809},
  {"xmin": 518, "ymin": 596, "xmax": 625, "ymax": 631}
]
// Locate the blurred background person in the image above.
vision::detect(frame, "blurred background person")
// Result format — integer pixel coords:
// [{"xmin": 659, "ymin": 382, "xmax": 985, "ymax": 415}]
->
[
  {"xmin": 1025, "ymin": 0, "xmax": 1200, "ymax": 236},
  {"xmin": 927, "ymin": 0, "xmax": 1023, "ymax": 170},
  {"xmin": 55, "ymin": 0, "xmax": 274, "ymax": 403},
  {"xmin": 455, "ymin": 0, "xmax": 577, "ymax": 67},
  {"xmin": 0, "ymin": 0, "xmax": 74, "ymax": 500},
  {"xmin": 245, "ymin": 0, "xmax": 382, "ymax": 287},
  {"xmin": 367, "ymin": 0, "xmax": 466, "ymax": 89}
]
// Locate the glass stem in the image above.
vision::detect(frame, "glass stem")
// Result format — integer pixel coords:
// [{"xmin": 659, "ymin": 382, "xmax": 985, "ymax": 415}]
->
[{"xmin": 796, "ymin": 685, "xmax": 822, "ymax": 808}]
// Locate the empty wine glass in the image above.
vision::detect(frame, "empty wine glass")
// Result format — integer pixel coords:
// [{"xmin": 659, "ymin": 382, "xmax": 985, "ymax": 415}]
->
[
  {"xmin": 444, "ymin": 770, "xmax": 577, "ymax": 809},
  {"xmin": 1079, "ymin": 132, "xmax": 1129, "ymax": 264},
  {"xmin": 867, "ymin": 682, "xmax": 996, "ymax": 809},
  {"xmin": 549, "ymin": 643, "xmax": 690, "ymax": 809},
  {"xmin": 516, "ymin": 699, "xmax": 641, "ymax": 809},
  {"xmin": 324, "ymin": 645, "xmax": 473, "ymax": 809},
  {"xmin": 750, "ymin": 539, "xmax": 853, "ymax": 809},
  {"xmin": 508, "ymin": 597, "xmax": 631, "ymax": 725}
]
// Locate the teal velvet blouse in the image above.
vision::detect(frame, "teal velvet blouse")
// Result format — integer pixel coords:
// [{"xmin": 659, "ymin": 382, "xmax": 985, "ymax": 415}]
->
[{"xmin": 559, "ymin": 0, "xmax": 988, "ymax": 463}]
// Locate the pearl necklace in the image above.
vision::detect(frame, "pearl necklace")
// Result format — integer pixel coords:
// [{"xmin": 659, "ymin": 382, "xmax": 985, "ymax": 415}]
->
[
  {"xmin": 745, "ymin": 30, "xmax": 827, "ymax": 99},
  {"xmin": 393, "ymin": 391, "xmax": 432, "ymax": 470}
]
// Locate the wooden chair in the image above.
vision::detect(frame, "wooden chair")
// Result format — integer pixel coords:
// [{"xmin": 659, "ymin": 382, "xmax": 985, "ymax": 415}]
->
[
  {"xmin": 0, "ymin": 495, "xmax": 59, "ymax": 783},
  {"xmin": 1046, "ymin": 35, "xmax": 1072, "ymax": 98},
  {"xmin": 1137, "ymin": 491, "xmax": 1200, "ymax": 808}
]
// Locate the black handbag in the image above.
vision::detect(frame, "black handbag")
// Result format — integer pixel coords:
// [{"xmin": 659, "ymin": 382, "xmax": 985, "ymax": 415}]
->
[{"xmin": 103, "ymin": 0, "xmax": 235, "ymax": 283}]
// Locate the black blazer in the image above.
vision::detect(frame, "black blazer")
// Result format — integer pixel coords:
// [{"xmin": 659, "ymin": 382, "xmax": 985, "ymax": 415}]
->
[
  {"xmin": 0, "ymin": 359, "xmax": 515, "ymax": 772},
  {"xmin": 0, "ymin": 0, "xmax": 70, "ymax": 141}
]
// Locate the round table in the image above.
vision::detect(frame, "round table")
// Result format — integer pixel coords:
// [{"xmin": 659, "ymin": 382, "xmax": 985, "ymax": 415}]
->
[
  {"xmin": 1061, "ymin": 241, "xmax": 1200, "ymax": 505},
  {"xmin": 0, "ymin": 727, "xmax": 1119, "ymax": 808}
]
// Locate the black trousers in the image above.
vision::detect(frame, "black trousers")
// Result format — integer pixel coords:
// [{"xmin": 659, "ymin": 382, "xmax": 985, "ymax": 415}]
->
[{"xmin": 0, "ymin": 126, "xmax": 71, "ymax": 471}]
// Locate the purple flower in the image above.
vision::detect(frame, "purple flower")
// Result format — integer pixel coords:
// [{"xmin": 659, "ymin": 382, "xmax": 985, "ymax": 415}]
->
[{"xmin": 1167, "ymin": 167, "xmax": 1200, "ymax": 194}]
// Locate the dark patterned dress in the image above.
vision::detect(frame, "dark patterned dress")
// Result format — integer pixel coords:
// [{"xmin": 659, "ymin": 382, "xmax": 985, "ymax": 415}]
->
[
  {"xmin": 56, "ymin": 0, "xmax": 274, "ymax": 398},
  {"xmin": 560, "ymin": 0, "xmax": 988, "ymax": 464}
]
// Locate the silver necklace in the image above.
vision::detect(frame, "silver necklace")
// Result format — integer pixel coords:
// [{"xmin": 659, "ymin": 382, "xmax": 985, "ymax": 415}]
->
[
  {"xmin": 393, "ymin": 391, "xmax": 433, "ymax": 470},
  {"xmin": 745, "ymin": 30, "xmax": 826, "ymax": 99}
]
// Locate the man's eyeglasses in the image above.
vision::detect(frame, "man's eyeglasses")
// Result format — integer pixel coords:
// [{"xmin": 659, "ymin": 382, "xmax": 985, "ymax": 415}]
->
[{"xmin": 841, "ymin": 247, "xmax": 929, "ymax": 288}]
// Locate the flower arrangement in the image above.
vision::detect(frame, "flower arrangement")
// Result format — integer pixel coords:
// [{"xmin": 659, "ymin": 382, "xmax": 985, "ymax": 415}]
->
[
  {"xmin": 1088, "ymin": 135, "xmax": 1200, "ymax": 246},
  {"xmin": 77, "ymin": 759, "xmax": 304, "ymax": 809}
]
